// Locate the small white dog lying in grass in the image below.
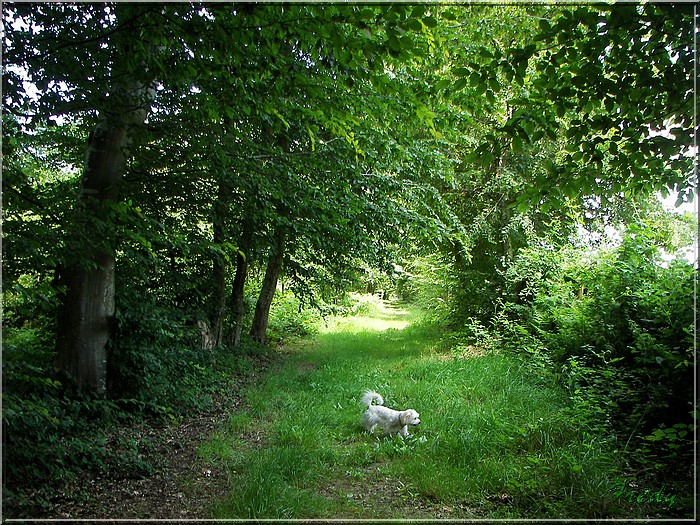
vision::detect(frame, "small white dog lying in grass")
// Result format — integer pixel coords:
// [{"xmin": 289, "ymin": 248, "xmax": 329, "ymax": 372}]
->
[{"xmin": 360, "ymin": 390, "xmax": 421, "ymax": 437}]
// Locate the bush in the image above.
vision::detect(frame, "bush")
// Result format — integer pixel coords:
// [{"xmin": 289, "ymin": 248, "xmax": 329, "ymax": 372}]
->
[
  {"xmin": 111, "ymin": 293, "xmax": 202, "ymax": 414},
  {"xmin": 393, "ymin": 254, "xmax": 457, "ymax": 322},
  {"xmin": 495, "ymin": 232, "xmax": 695, "ymax": 484},
  {"xmin": 2, "ymin": 325, "xmax": 154, "ymax": 510},
  {"xmin": 265, "ymin": 291, "xmax": 322, "ymax": 342}
]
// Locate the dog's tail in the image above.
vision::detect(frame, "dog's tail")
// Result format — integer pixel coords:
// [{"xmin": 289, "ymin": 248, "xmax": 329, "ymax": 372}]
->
[{"xmin": 361, "ymin": 390, "xmax": 384, "ymax": 408}]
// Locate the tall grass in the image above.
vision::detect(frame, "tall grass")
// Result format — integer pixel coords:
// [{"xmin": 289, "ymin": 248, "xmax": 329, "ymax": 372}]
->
[{"xmin": 201, "ymin": 298, "xmax": 638, "ymax": 519}]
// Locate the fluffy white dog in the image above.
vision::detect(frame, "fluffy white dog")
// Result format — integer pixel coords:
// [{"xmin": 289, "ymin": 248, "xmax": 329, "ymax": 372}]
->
[{"xmin": 360, "ymin": 390, "xmax": 421, "ymax": 437}]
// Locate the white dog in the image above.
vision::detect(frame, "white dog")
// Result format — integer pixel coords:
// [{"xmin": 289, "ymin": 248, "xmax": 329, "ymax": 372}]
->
[{"xmin": 360, "ymin": 390, "xmax": 421, "ymax": 437}]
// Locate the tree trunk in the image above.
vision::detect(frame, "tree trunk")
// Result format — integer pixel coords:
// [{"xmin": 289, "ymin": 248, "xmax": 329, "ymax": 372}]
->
[
  {"xmin": 209, "ymin": 179, "xmax": 228, "ymax": 348},
  {"xmin": 55, "ymin": 77, "xmax": 153, "ymax": 393},
  {"xmin": 210, "ymin": 263, "xmax": 226, "ymax": 348},
  {"xmin": 55, "ymin": 118, "xmax": 130, "ymax": 393},
  {"xmin": 250, "ymin": 228, "xmax": 285, "ymax": 344},
  {"xmin": 500, "ymin": 196, "xmax": 514, "ymax": 265},
  {"xmin": 55, "ymin": 251, "xmax": 116, "ymax": 394},
  {"xmin": 229, "ymin": 219, "xmax": 253, "ymax": 347},
  {"xmin": 230, "ymin": 249, "xmax": 248, "ymax": 347}
]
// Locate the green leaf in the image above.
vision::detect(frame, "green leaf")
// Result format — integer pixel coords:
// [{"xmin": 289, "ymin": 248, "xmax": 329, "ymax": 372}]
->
[
  {"xmin": 411, "ymin": 5, "xmax": 426, "ymax": 18},
  {"xmin": 441, "ymin": 10, "xmax": 458, "ymax": 21},
  {"xmin": 453, "ymin": 77, "xmax": 468, "ymax": 91},
  {"xmin": 387, "ymin": 35, "xmax": 401, "ymax": 52},
  {"xmin": 358, "ymin": 8, "xmax": 375, "ymax": 20},
  {"xmin": 511, "ymin": 135, "xmax": 524, "ymax": 153},
  {"xmin": 422, "ymin": 16, "xmax": 438, "ymax": 28},
  {"xmin": 543, "ymin": 159, "xmax": 556, "ymax": 174},
  {"xmin": 435, "ymin": 78, "xmax": 451, "ymax": 91},
  {"xmin": 480, "ymin": 150, "xmax": 494, "ymax": 167},
  {"xmin": 404, "ymin": 18, "xmax": 423, "ymax": 32},
  {"xmin": 463, "ymin": 151, "xmax": 481, "ymax": 163},
  {"xmin": 565, "ymin": 127, "xmax": 580, "ymax": 140}
]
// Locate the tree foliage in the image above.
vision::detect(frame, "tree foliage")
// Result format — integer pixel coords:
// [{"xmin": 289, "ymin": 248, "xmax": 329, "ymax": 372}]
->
[
  {"xmin": 497, "ymin": 212, "xmax": 695, "ymax": 478},
  {"xmin": 2, "ymin": 2, "xmax": 696, "ymax": 513},
  {"xmin": 452, "ymin": 3, "xmax": 695, "ymax": 205}
]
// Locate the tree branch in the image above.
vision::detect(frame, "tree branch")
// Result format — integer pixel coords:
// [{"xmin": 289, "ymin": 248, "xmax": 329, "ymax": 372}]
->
[{"xmin": 3, "ymin": 184, "xmax": 64, "ymax": 226}]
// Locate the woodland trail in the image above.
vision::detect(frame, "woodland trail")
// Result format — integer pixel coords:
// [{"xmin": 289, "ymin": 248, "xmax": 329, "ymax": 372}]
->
[
  {"xmin": 201, "ymin": 299, "xmax": 573, "ymax": 520},
  {"xmin": 203, "ymin": 299, "xmax": 480, "ymax": 520},
  {"xmin": 31, "ymin": 299, "xmax": 632, "ymax": 519}
]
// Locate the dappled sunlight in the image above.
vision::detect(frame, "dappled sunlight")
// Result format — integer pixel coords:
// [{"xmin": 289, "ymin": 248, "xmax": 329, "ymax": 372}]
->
[
  {"xmin": 320, "ymin": 314, "xmax": 410, "ymax": 334},
  {"xmin": 320, "ymin": 299, "xmax": 413, "ymax": 334},
  {"xmin": 346, "ymin": 315, "xmax": 410, "ymax": 332}
]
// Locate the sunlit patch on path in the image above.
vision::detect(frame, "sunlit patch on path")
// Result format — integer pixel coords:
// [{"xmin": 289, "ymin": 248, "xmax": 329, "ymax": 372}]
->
[
  {"xmin": 321, "ymin": 295, "xmax": 412, "ymax": 333},
  {"xmin": 348, "ymin": 304, "xmax": 411, "ymax": 332}
]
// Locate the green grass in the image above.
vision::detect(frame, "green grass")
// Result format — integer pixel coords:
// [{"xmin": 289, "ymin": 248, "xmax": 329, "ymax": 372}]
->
[{"xmin": 201, "ymin": 298, "xmax": 636, "ymax": 519}]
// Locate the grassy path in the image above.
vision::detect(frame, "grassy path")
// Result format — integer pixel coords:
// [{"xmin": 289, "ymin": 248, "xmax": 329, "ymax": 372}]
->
[{"xmin": 200, "ymin": 299, "xmax": 622, "ymax": 519}]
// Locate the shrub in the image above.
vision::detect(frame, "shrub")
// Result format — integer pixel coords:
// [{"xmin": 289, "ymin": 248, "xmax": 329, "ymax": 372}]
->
[
  {"xmin": 265, "ymin": 290, "xmax": 322, "ymax": 341},
  {"xmin": 495, "ymin": 232, "xmax": 695, "ymax": 485},
  {"xmin": 2, "ymin": 325, "xmax": 155, "ymax": 511}
]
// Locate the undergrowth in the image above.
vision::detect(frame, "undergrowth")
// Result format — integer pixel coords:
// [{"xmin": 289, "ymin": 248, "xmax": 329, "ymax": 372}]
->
[{"xmin": 1, "ymin": 318, "xmax": 264, "ymax": 514}]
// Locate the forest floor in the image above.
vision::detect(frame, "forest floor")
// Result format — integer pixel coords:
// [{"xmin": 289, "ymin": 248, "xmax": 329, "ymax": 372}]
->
[
  {"xmin": 12, "ymin": 298, "xmax": 685, "ymax": 520},
  {"xmin": 6, "ymin": 352, "xmax": 282, "ymax": 520},
  {"xmin": 39, "ymin": 406, "xmax": 235, "ymax": 519}
]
